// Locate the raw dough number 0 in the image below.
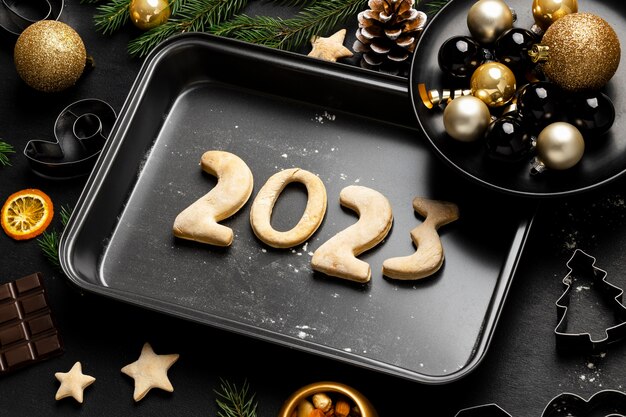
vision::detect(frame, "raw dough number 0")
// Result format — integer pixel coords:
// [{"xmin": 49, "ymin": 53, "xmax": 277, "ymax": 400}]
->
[{"xmin": 249, "ymin": 168, "xmax": 327, "ymax": 249}]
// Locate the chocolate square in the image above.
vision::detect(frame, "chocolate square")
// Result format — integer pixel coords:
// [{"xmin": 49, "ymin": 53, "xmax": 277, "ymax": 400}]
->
[{"xmin": 0, "ymin": 273, "xmax": 63, "ymax": 375}]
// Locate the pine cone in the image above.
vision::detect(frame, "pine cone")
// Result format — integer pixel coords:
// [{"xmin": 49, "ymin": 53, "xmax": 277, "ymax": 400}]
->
[{"xmin": 353, "ymin": 0, "xmax": 428, "ymax": 74}]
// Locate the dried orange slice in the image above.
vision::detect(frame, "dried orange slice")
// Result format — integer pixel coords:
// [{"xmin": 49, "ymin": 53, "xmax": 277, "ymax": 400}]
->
[{"xmin": 1, "ymin": 189, "xmax": 54, "ymax": 240}]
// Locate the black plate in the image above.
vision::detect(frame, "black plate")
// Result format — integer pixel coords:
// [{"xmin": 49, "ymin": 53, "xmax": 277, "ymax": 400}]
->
[{"xmin": 409, "ymin": 0, "xmax": 626, "ymax": 198}]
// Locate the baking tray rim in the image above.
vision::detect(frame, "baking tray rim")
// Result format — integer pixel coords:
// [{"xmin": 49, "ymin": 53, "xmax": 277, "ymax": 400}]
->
[{"xmin": 58, "ymin": 32, "xmax": 534, "ymax": 385}]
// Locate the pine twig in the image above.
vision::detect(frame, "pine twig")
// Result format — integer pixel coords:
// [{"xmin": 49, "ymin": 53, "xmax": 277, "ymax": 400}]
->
[
  {"xmin": 422, "ymin": 0, "xmax": 449, "ymax": 16},
  {"xmin": 214, "ymin": 379, "xmax": 257, "ymax": 417},
  {"xmin": 93, "ymin": 0, "xmax": 132, "ymax": 34},
  {"xmin": 37, "ymin": 205, "xmax": 73, "ymax": 269},
  {"xmin": 212, "ymin": 0, "xmax": 367, "ymax": 51},
  {"xmin": 127, "ymin": 0, "xmax": 248, "ymax": 57},
  {"xmin": 0, "ymin": 140, "xmax": 15, "ymax": 166}
]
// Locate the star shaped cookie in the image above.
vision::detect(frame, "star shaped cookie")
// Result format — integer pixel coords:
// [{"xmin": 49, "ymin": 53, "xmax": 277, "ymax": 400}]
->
[
  {"xmin": 121, "ymin": 342, "xmax": 179, "ymax": 401},
  {"xmin": 55, "ymin": 361, "xmax": 96, "ymax": 403},
  {"xmin": 308, "ymin": 29, "xmax": 354, "ymax": 62}
]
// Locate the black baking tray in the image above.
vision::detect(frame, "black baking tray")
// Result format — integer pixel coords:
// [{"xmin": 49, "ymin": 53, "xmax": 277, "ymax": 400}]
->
[{"xmin": 59, "ymin": 33, "xmax": 533, "ymax": 384}]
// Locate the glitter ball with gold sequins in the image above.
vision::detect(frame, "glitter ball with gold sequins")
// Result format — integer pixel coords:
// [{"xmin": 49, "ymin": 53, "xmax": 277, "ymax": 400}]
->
[
  {"xmin": 14, "ymin": 20, "xmax": 87, "ymax": 93},
  {"xmin": 529, "ymin": 13, "xmax": 621, "ymax": 92}
]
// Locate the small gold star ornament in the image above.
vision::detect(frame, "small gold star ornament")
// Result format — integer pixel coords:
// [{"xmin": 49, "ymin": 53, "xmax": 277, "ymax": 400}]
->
[
  {"xmin": 54, "ymin": 362, "xmax": 96, "ymax": 403},
  {"xmin": 121, "ymin": 342, "xmax": 179, "ymax": 402},
  {"xmin": 308, "ymin": 29, "xmax": 354, "ymax": 62}
]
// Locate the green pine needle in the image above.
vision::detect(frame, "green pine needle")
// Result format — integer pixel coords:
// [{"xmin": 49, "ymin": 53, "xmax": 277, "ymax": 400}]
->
[
  {"xmin": 211, "ymin": 0, "xmax": 367, "ymax": 51},
  {"xmin": 0, "ymin": 140, "xmax": 15, "ymax": 167},
  {"xmin": 127, "ymin": 0, "xmax": 248, "ymax": 57},
  {"xmin": 423, "ymin": 0, "xmax": 449, "ymax": 16},
  {"xmin": 214, "ymin": 379, "xmax": 257, "ymax": 417},
  {"xmin": 93, "ymin": 0, "xmax": 131, "ymax": 34},
  {"xmin": 37, "ymin": 205, "xmax": 73, "ymax": 269}
]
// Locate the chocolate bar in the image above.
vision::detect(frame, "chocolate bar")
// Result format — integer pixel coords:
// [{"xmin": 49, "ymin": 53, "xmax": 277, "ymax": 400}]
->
[{"xmin": 0, "ymin": 272, "xmax": 63, "ymax": 374}]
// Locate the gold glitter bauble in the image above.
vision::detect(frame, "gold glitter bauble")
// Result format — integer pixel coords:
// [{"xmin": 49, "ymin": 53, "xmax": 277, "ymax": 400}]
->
[
  {"xmin": 532, "ymin": 0, "xmax": 578, "ymax": 30},
  {"xmin": 14, "ymin": 20, "xmax": 86, "ymax": 93},
  {"xmin": 530, "ymin": 13, "xmax": 621, "ymax": 92},
  {"xmin": 467, "ymin": 0, "xmax": 514, "ymax": 45},
  {"xmin": 470, "ymin": 62, "xmax": 516, "ymax": 107},
  {"xmin": 129, "ymin": 0, "xmax": 171, "ymax": 31}
]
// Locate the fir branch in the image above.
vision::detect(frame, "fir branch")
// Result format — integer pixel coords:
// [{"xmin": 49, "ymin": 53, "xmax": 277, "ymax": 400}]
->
[
  {"xmin": 210, "ymin": 15, "xmax": 287, "ymax": 49},
  {"xmin": 94, "ymin": 0, "xmax": 131, "ymax": 34},
  {"xmin": 422, "ymin": 0, "xmax": 449, "ymax": 16},
  {"xmin": 214, "ymin": 379, "xmax": 257, "ymax": 417},
  {"xmin": 37, "ymin": 230, "xmax": 61, "ymax": 268},
  {"xmin": 127, "ymin": 0, "xmax": 248, "ymax": 57},
  {"xmin": 0, "ymin": 140, "xmax": 15, "ymax": 166},
  {"xmin": 37, "ymin": 205, "xmax": 73, "ymax": 269},
  {"xmin": 272, "ymin": 0, "xmax": 315, "ymax": 6},
  {"xmin": 170, "ymin": 0, "xmax": 189, "ymax": 15},
  {"xmin": 212, "ymin": 0, "xmax": 367, "ymax": 51}
]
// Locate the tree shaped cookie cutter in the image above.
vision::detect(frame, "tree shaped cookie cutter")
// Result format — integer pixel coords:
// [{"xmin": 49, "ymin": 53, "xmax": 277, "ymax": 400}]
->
[
  {"xmin": 23, "ymin": 98, "xmax": 116, "ymax": 179},
  {"xmin": 555, "ymin": 249, "xmax": 626, "ymax": 353}
]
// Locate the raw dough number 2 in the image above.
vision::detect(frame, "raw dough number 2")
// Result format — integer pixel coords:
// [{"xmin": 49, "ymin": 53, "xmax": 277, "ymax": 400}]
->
[
  {"xmin": 172, "ymin": 150, "xmax": 254, "ymax": 246},
  {"xmin": 311, "ymin": 185, "xmax": 393, "ymax": 283}
]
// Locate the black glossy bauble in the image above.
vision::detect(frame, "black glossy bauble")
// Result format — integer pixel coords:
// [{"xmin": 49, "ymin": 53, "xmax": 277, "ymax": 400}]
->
[
  {"xmin": 517, "ymin": 81, "xmax": 565, "ymax": 134},
  {"xmin": 494, "ymin": 28, "xmax": 538, "ymax": 74},
  {"xmin": 485, "ymin": 114, "xmax": 534, "ymax": 163},
  {"xmin": 565, "ymin": 91, "xmax": 616, "ymax": 139},
  {"xmin": 438, "ymin": 35, "xmax": 490, "ymax": 79}
]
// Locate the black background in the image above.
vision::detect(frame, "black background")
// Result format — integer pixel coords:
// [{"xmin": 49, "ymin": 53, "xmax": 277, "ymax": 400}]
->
[{"xmin": 2, "ymin": 1, "xmax": 626, "ymax": 416}]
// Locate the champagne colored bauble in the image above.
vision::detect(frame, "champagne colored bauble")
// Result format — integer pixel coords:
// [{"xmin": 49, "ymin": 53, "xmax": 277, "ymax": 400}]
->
[
  {"xmin": 532, "ymin": 0, "xmax": 577, "ymax": 30},
  {"xmin": 536, "ymin": 122, "xmax": 584, "ymax": 170},
  {"xmin": 470, "ymin": 62, "xmax": 516, "ymax": 107},
  {"xmin": 443, "ymin": 95, "xmax": 492, "ymax": 142},
  {"xmin": 129, "ymin": 0, "xmax": 171, "ymax": 30},
  {"xmin": 467, "ymin": 0, "xmax": 514, "ymax": 45},
  {"xmin": 14, "ymin": 20, "xmax": 86, "ymax": 93},
  {"xmin": 530, "ymin": 13, "xmax": 621, "ymax": 92}
]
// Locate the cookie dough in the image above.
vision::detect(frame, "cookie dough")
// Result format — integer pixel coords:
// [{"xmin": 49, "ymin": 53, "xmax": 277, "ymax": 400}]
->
[
  {"xmin": 250, "ymin": 168, "xmax": 327, "ymax": 248},
  {"xmin": 172, "ymin": 150, "xmax": 254, "ymax": 246},
  {"xmin": 383, "ymin": 197, "xmax": 459, "ymax": 280},
  {"xmin": 311, "ymin": 185, "xmax": 393, "ymax": 283}
]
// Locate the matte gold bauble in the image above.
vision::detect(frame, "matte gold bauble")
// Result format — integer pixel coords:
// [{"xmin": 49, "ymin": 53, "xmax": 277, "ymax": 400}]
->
[
  {"xmin": 529, "ymin": 13, "xmax": 621, "ymax": 92},
  {"xmin": 534, "ymin": 122, "xmax": 584, "ymax": 172},
  {"xmin": 443, "ymin": 95, "xmax": 492, "ymax": 142},
  {"xmin": 129, "ymin": 0, "xmax": 171, "ymax": 30},
  {"xmin": 532, "ymin": 0, "xmax": 577, "ymax": 30},
  {"xmin": 467, "ymin": 0, "xmax": 514, "ymax": 45},
  {"xmin": 470, "ymin": 62, "xmax": 516, "ymax": 108},
  {"xmin": 14, "ymin": 20, "xmax": 86, "ymax": 93}
]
